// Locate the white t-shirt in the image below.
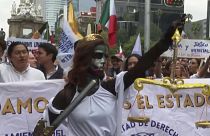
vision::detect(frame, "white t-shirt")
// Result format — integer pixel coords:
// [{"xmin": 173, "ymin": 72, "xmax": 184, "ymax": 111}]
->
[
  {"xmin": 190, "ymin": 73, "xmax": 200, "ymax": 79},
  {"xmin": 0, "ymin": 63, "xmax": 45, "ymax": 82},
  {"xmin": 43, "ymin": 72, "xmax": 127, "ymax": 136}
]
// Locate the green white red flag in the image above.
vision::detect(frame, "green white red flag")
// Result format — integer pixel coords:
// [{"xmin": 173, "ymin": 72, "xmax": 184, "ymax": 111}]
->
[{"xmin": 99, "ymin": 0, "xmax": 117, "ymax": 48}]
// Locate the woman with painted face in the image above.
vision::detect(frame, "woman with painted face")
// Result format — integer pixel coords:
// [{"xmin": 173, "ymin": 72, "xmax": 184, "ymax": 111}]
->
[{"xmin": 40, "ymin": 19, "xmax": 181, "ymax": 135}]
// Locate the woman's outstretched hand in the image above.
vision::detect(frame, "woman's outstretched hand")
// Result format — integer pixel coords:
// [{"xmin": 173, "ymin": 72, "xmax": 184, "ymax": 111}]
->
[{"xmin": 162, "ymin": 16, "xmax": 185, "ymax": 49}]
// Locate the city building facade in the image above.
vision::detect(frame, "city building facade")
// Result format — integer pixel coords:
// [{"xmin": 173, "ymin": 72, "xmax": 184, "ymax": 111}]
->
[
  {"xmin": 39, "ymin": 0, "xmax": 80, "ymax": 32},
  {"xmin": 42, "ymin": 0, "xmax": 66, "ymax": 32},
  {"xmin": 115, "ymin": 0, "xmax": 184, "ymax": 33},
  {"xmin": 94, "ymin": 0, "xmax": 184, "ymax": 39},
  {"xmin": 78, "ymin": 7, "xmax": 96, "ymax": 34}
]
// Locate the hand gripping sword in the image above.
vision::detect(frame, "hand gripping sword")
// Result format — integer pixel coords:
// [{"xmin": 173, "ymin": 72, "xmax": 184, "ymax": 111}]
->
[{"xmin": 33, "ymin": 80, "xmax": 97, "ymax": 136}]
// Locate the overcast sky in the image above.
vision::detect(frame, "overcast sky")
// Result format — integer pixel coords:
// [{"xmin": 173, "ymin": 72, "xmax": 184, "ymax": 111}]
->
[
  {"xmin": 184, "ymin": 0, "xmax": 208, "ymax": 21},
  {"xmin": 0, "ymin": 0, "xmax": 208, "ymax": 39}
]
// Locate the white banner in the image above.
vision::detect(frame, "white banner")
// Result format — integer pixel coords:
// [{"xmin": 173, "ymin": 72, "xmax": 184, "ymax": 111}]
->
[
  {"xmin": 57, "ymin": 19, "xmax": 78, "ymax": 70},
  {"xmin": 162, "ymin": 39, "xmax": 210, "ymax": 58},
  {"xmin": 0, "ymin": 80, "xmax": 68, "ymax": 136},
  {"xmin": 122, "ymin": 79, "xmax": 210, "ymax": 136},
  {"xmin": 1, "ymin": 79, "xmax": 210, "ymax": 135},
  {"xmin": 6, "ymin": 38, "xmax": 48, "ymax": 52}
]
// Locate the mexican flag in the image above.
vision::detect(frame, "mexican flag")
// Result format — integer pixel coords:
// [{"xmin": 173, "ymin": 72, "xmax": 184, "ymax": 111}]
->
[{"xmin": 99, "ymin": 0, "xmax": 117, "ymax": 48}]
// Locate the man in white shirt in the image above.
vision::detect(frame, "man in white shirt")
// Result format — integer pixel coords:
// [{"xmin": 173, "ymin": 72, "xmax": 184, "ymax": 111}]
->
[{"xmin": 0, "ymin": 42, "xmax": 45, "ymax": 82}]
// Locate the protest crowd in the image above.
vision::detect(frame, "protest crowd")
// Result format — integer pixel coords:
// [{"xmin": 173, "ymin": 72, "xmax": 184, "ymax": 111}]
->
[{"xmin": 1, "ymin": 37, "xmax": 210, "ymax": 82}]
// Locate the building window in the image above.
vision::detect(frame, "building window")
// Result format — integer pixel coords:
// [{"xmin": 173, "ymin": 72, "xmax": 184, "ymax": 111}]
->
[
  {"xmin": 151, "ymin": 0, "xmax": 162, "ymax": 4},
  {"xmin": 23, "ymin": 28, "xmax": 32, "ymax": 36}
]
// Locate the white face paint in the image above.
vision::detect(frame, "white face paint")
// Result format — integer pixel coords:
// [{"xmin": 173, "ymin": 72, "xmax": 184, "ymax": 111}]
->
[
  {"xmin": 92, "ymin": 54, "xmax": 105, "ymax": 69},
  {"xmin": 91, "ymin": 45, "xmax": 107, "ymax": 70}
]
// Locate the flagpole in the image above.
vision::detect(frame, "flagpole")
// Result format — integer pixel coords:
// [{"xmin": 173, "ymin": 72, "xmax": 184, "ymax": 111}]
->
[
  {"xmin": 96, "ymin": 0, "xmax": 103, "ymax": 23},
  {"xmin": 144, "ymin": 0, "xmax": 150, "ymax": 54},
  {"xmin": 63, "ymin": 1, "xmax": 67, "ymax": 20}
]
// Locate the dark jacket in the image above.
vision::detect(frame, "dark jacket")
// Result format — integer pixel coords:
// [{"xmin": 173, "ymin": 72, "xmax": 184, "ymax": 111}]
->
[{"xmin": 39, "ymin": 65, "xmax": 64, "ymax": 79}]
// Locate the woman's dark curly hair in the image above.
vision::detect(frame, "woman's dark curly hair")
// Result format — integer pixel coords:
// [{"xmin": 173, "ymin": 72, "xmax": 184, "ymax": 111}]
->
[
  {"xmin": 67, "ymin": 34, "xmax": 108, "ymax": 87},
  {"xmin": 55, "ymin": 35, "xmax": 108, "ymax": 108}
]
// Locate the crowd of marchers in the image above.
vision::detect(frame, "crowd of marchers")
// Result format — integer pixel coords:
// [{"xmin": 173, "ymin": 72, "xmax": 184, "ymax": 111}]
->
[
  {"xmin": 0, "ymin": 40, "xmax": 64, "ymax": 82},
  {"xmin": 1, "ymin": 38, "xmax": 210, "ymax": 83},
  {"xmin": 104, "ymin": 54, "xmax": 210, "ymax": 80}
]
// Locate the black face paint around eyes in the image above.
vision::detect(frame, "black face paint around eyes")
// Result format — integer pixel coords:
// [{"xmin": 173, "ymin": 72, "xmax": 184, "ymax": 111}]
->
[{"xmin": 93, "ymin": 52, "xmax": 108, "ymax": 59}]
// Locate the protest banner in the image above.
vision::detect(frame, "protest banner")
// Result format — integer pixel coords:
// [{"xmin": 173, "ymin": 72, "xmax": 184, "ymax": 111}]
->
[
  {"xmin": 56, "ymin": 19, "xmax": 78, "ymax": 71},
  {"xmin": 1, "ymin": 79, "xmax": 210, "ymax": 135},
  {"xmin": 162, "ymin": 39, "xmax": 210, "ymax": 58},
  {"xmin": 122, "ymin": 78, "xmax": 210, "ymax": 136},
  {"xmin": 6, "ymin": 38, "xmax": 48, "ymax": 52},
  {"xmin": 0, "ymin": 80, "xmax": 68, "ymax": 136}
]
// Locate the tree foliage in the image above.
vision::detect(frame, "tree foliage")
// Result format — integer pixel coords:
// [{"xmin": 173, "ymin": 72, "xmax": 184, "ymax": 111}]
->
[
  {"xmin": 54, "ymin": 27, "xmax": 62, "ymax": 46},
  {"xmin": 120, "ymin": 22, "xmax": 162, "ymax": 56},
  {"xmin": 96, "ymin": 15, "xmax": 162, "ymax": 57},
  {"xmin": 191, "ymin": 22, "xmax": 202, "ymax": 39}
]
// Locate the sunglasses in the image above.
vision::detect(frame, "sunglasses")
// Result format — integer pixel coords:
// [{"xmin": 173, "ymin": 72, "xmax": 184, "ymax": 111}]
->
[{"xmin": 93, "ymin": 52, "xmax": 108, "ymax": 59}]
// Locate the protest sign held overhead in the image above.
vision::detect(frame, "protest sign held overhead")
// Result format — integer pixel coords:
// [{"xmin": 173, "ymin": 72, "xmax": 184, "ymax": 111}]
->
[{"xmin": 162, "ymin": 39, "xmax": 210, "ymax": 58}]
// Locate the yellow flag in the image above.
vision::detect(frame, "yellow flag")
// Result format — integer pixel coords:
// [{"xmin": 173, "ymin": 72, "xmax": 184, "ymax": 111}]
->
[
  {"xmin": 171, "ymin": 29, "xmax": 181, "ymax": 44},
  {"xmin": 32, "ymin": 31, "xmax": 41, "ymax": 39},
  {"xmin": 68, "ymin": 1, "xmax": 83, "ymax": 39}
]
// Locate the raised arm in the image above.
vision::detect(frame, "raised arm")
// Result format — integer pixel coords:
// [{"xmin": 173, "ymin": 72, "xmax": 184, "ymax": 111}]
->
[
  {"xmin": 123, "ymin": 20, "xmax": 182, "ymax": 89},
  {"xmin": 197, "ymin": 56, "xmax": 210, "ymax": 78}
]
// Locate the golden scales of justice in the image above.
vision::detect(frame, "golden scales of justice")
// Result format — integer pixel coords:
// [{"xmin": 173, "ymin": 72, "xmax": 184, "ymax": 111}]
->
[
  {"xmin": 195, "ymin": 84, "xmax": 210, "ymax": 128},
  {"xmin": 125, "ymin": 80, "xmax": 150, "ymax": 123},
  {"xmin": 123, "ymin": 14, "xmax": 210, "ymax": 128}
]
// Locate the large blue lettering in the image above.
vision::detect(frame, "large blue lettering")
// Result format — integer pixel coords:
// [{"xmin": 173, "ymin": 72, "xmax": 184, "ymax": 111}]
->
[
  {"xmin": 191, "ymin": 48, "xmax": 210, "ymax": 53},
  {"xmin": 59, "ymin": 31, "xmax": 74, "ymax": 53},
  {"xmin": 194, "ymin": 41, "xmax": 208, "ymax": 47}
]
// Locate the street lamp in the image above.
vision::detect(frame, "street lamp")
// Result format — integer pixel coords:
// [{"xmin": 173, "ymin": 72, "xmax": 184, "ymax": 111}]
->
[
  {"xmin": 127, "ymin": 6, "xmax": 139, "ymax": 22},
  {"xmin": 144, "ymin": 0, "xmax": 150, "ymax": 53},
  {"xmin": 128, "ymin": 6, "xmax": 138, "ymax": 14}
]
